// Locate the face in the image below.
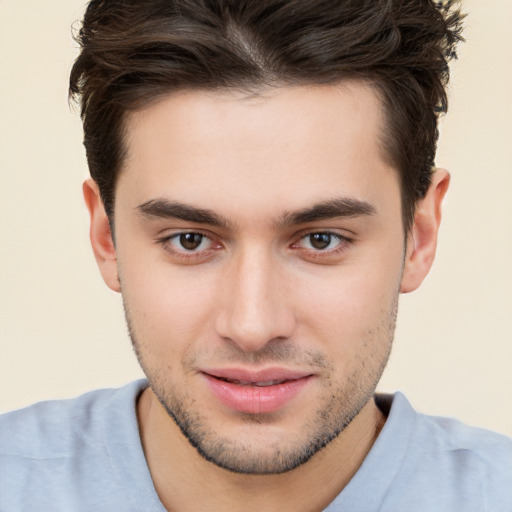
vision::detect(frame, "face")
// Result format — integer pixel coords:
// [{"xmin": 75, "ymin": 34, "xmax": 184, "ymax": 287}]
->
[{"xmin": 109, "ymin": 83, "xmax": 408, "ymax": 474}]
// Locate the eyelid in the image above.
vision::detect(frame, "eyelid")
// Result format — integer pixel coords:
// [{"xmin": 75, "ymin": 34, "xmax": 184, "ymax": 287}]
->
[
  {"xmin": 155, "ymin": 228, "xmax": 354, "ymax": 264},
  {"xmin": 155, "ymin": 230, "xmax": 223, "ymax": 261},
  {"xmin": 170, "ymin": 232, "xmax": 211, "ymax": 251},
  {"xmin": 290, "ymin": 229, "xmax": 354, "ymax": 258},
  {"xmin": 156, "ymin": 227, "xmax": 219, "ymax": 241},
  {"xmin": 293, "ymin": 228, "xmax": 353, "ymax": 244}
]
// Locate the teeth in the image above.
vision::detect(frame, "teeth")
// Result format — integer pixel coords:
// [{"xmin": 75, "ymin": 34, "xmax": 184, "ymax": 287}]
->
[
  {"xmin": 253, "ymin": 380, "xmax": 285, "ymax": 387},
  {"xmin": 220, "ymin": 378, "xmax": 286, "ymax": 387}
]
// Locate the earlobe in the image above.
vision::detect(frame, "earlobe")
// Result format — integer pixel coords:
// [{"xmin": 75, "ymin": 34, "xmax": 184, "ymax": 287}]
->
[
  {"xmin": 83, "ymin": 179, "xmax": 120, "ymax": 292},
  {"xmin": 400, "ymin": 169, "xmax": 450, "ymax": 293}
]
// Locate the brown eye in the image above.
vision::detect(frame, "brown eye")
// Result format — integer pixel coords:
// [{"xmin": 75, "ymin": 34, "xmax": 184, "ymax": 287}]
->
[
  {"xmin": 179, "ymin": 233, "xmax": 204, "ymax": 250},
  {"xmin": 309, "ymin": 233, "xmax": 332, "ymax": 250}
]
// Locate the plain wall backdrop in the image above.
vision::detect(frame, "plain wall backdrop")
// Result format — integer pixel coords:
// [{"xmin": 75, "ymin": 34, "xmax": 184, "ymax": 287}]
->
[{"xmin": 0, "ymin": 0, "xmax": 511, "ymax": 436}]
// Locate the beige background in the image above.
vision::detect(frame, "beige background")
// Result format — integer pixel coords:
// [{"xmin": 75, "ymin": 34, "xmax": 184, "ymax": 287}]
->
[{"xmin": 0, "ymin": 0, "xmax": 511, "ymax": 436}]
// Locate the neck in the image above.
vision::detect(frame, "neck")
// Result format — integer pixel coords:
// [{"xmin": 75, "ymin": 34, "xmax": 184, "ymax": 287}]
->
[{"xmin": 137, "ymin": 388, "xmax": 385, "ymax": 512}]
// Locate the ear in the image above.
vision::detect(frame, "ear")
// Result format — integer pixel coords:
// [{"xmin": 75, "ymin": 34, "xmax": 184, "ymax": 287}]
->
[
  {"xmin": 83, "ymin": 179, "xmax": 120, "ymax": 292},
  {"xmin": 400, "ymin": 169, "xmax": 450, "ymax": 293}
]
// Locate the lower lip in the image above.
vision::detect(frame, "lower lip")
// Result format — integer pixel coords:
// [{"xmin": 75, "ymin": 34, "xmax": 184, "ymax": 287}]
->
[{"xmin": 202, "ymin": 374, "xmax": 313, "ymax": 414}]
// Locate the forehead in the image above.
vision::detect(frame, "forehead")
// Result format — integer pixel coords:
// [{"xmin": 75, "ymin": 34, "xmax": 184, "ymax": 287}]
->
[{"xmin": 118, "ymin": 83, "xmax": 399, "ymax": 222}]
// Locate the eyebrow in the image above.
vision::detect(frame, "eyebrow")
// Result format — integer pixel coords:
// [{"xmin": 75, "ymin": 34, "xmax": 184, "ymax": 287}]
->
[
  {"xmin": 136, "ymin": 196, "xmax": 376, "ymax": 229},
  {"xmin": 137, "ymin": 199, "xmax": 234, "ymax": 228},
  {"xmin": 278, "ymin": 197, "xmax": 376, "ymax": 226}
]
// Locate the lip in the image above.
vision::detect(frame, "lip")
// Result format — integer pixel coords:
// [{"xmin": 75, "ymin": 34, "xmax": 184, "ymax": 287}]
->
[{"xmin": 201, "ymin": 367, "xmax": 314, "ymax": 414}]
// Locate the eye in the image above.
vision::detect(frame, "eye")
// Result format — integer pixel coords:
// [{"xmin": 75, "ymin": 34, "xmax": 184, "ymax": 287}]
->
[
  {"xmin": 300, "ymin": 232, "xmax": 343, "ymax": 251},
  {"xmin": 290, "ymin": 230, "xmax": 354, "ymax": 261},
  {"xmin": 177, "ymin": 233, "xmax": 206, "ymax": 251},
  {"xmin": 159, "ymin": 231, "xmax": 215, "ymax": 256}
]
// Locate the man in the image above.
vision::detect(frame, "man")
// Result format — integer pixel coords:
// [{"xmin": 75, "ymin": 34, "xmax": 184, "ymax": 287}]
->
[{"xmin": 1, "ymin": 0, "xmax": 510, "ymax": 510}]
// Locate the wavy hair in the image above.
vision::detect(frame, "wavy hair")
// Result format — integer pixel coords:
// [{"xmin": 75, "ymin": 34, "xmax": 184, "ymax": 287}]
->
[{"xmin": 70, "ymin": 0, "xmax": 464, "ymax": 230}]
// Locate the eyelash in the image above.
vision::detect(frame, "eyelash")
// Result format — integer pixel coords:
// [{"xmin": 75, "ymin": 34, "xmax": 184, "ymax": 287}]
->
[
  {"xmin": 291, "ymin": 231, "xmax": 353, "ymax": 259},
  {"xmin": 156, "ymin": 231, "xmax": 221, "ymax": 262},
  {"xmin": 156, "ymin": 230, "xmax": 354, "ymax": 262}
]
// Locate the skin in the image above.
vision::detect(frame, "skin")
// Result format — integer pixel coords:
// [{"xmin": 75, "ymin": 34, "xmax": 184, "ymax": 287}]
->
[{"xmin": 84, "ymin": 82, "xmax": 449, "ymax": 511}]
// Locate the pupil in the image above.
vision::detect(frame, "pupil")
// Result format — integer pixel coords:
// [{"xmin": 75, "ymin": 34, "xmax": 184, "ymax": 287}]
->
[
  {"xmin": 310, "ymin": 233, "xmax": 331, "ymax": 250},
  {"xmin": 180, "ymin": 233, "xmax": 203, "ymax": 250}
]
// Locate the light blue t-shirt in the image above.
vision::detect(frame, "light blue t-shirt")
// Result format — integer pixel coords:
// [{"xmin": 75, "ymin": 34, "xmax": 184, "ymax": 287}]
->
[{"xmin": 1, "ymin": 379, "xmax": 511, "ymax": 511}]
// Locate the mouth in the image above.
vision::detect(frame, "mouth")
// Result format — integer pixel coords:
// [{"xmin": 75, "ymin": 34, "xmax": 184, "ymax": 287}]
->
[
  {"xmin": 213, "ymin": 376, "xmax": 297, "ymax": 387},
  {"xmin": 201, "ymin": 368, "xmax": 314, "ymax": 414}
]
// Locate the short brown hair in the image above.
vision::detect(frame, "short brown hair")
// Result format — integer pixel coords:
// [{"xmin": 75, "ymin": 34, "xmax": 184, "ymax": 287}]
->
[{"xmin": 70, "ymin": 0, "xmax": 463, "ymax": 231}]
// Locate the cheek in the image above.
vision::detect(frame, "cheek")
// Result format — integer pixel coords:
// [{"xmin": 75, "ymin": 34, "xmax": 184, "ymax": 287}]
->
[
  {"xmin": 293, "ymin": 255, "xmax": 402, "ymax": 354},
  {"xmin": 118, "ymin": 258, "xmax": 220, "ymax": 358}
]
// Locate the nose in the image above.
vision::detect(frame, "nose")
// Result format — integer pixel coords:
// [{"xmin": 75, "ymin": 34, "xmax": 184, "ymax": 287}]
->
[{"xmin": 214, "ymin": 246, "xmax": 296, "ymax": 352}]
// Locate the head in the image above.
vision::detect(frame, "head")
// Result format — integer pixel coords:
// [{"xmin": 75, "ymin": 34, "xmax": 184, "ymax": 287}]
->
[
  {"xmin": 71, "ymin": 0, "xmax": 463, "ymax": 233},
  {"xmin": 74, "ymin": 0, "xmax": 463, "ymax": 475}
]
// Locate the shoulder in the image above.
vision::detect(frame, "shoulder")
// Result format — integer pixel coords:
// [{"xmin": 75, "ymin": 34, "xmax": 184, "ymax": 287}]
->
[
  {"xmin": 0, "ymin": 380, "xmax": 149, "ymax": 512},
  {"xmin": 0, "ymin": 382, "xmax": 139, "ymax": 458},
  {"xmin": 382, "ymin": 392, "xmax": 512, "ymax": 511},
  {"xmin": 379, "ymin": 391, "xmax": 512, "ymax": 452},
  {"xmin": 403, "ymin": 394, "xmax": 512, "ymax": 468}
]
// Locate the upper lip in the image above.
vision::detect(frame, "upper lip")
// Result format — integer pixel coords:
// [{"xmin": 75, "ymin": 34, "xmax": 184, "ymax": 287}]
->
[{"xmin": 201, "ymin": 367, "xmax": 313, "ymax": 383}]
